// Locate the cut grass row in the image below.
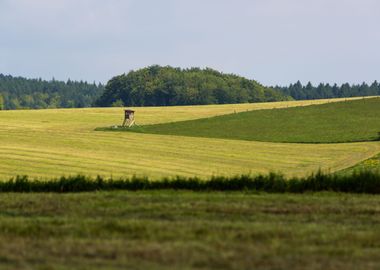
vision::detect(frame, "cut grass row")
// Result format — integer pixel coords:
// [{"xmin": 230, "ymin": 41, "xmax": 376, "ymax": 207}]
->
[
  {"xmin": 0, "ymin": 97, "xmax": 379, "ymax": 179},
  {"xmin": 1, "ymin": 135, "xmax": 378, "ymax": 179},
  {"xmin": 125, "ymin": 97, "xmax": 380, "ymax": 143},
  {"xmin": 0, "ymin": 191, "xmax": 379, "ymax": 270}
]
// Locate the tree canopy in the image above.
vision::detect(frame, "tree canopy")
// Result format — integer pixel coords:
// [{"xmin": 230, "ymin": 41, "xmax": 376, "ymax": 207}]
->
[
  {"xmin": 276, "ymin": 81, "xmax": 380, "ymax": 100},
  {"xmin": 0, "ymin": 94, "xmax": 4, "ymax": 110},
  {"xmin": 0, "ymin": 74, "xmax": 104, "ymax": 110},
  {"xmin": 95, "ymin": 66, "xmax": 292, "ymax": 107},
  {"xmin": 1, "ymin": 67, "xmax": 379, "ymax": 110}
]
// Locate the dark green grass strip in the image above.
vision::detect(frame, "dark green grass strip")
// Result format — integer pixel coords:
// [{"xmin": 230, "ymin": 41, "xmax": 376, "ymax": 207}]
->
[
  {"xmin": 121, "ymin": 98, "xmax": 380, "ymax": 143},
  {"xmin": 2, "ymin": 170, "xmax": 380, "ymax": 194}
]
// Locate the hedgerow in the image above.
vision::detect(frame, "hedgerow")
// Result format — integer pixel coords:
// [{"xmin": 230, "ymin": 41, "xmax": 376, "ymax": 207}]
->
[{"xmin": 1, "ymin": 170, "xmax": 380, "ymax": 194}]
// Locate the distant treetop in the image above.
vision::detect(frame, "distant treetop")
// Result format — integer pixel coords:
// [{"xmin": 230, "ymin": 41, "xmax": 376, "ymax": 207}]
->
[
  {"xmin": 1, "ymin": 66, "xmax": 379, "ymax": 110},
  {"xmin": 276, "ymin": 80, "xmax": 380, "ymax": 100},
  {"xmin": 0, "ymin": 74, "xmax": 104, "ymax": 110},
  {"xmin": 95, "ymin": 65, "xmax": 292, "ymax": 107}
]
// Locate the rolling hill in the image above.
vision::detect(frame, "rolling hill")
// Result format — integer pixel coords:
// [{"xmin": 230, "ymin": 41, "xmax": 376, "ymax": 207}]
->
[
  {"xmin": 95, "ymin": 65, "xmax": 291, "ymax": 107},
  {"xmin": 127, "ymin": 97, "xmax": 380, "ymax": 143},
  {"xmin": 0, "ymin": 97, "xmax": 379, "ymax": 179}
]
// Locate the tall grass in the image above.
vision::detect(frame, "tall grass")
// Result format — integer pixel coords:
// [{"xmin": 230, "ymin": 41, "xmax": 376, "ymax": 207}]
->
[{"xmin": 2, "ymin": 170, "xmax": 380, "ymax": 194}]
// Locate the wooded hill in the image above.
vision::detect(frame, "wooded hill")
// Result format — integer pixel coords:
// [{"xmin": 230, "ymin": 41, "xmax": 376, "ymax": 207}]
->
[
  {"xmin": 0, "ymin": 74, "xmax": 104, "ymax": 110},
  {"xmin": 95, "ymin": 66, "xmax": 291, "ymax": 107},
  {"xmin": 1, "ymin": 66, "xmax": 379, "ymax": 110}
]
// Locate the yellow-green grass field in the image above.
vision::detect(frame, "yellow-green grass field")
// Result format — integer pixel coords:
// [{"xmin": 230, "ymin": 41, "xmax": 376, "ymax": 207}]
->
[
  {"xmin": 0, "ymin": 97, "xmax": 379, "ymax": 179},
  {"xmin": 340, "ymin": 153, "xmax": 380, "ymax": 175}
]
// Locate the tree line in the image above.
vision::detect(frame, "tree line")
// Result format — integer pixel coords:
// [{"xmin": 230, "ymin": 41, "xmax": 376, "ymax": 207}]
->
[
  {"xmin": 276, "ymin": 81, "xmax": 380, "ymax": 100},
  {"xmin": 0, "ymin": 74, "xmax": 104, "ymax": 110},
  {"xmin": 95, "ymin": 65, "xmax": 291, "ymax": 107},
  {"xmin": 1, "ymin": 67, "xmax": 380, "ymax": 110}
]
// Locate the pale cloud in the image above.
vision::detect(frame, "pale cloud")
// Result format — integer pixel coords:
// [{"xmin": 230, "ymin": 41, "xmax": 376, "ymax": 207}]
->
[{"xmin": 0, "ymin": 0, "xmax": 379, "ymax": 85}]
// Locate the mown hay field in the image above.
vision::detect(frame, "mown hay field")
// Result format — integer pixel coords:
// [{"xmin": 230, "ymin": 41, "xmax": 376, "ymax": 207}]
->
[
  {"xmin": 0, "ymin": 97, "xmax": 379, "ymax": 179},
  {"xmin": 341, "ymin": 153, "xmax": 380, "ymax": 175}
]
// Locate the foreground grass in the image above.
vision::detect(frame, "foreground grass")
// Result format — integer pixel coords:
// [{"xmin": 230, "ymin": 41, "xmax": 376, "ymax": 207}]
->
[
  {"xmin": 0, "ymin": 191, "xmax": 378, "ymax": 270},
  {"xmin": 1, "ymin": 97, "xmax": 379, "ymax": 179},
  {"xmin": 126, "ymin": 97, "xmax": 380, "ymax": 143}
]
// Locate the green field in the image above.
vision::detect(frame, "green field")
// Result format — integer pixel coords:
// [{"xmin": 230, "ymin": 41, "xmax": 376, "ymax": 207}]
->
[
  {"xmin": 0, "ymin": 191, "xmax": 379, "ymax": 270},
  {"xmin": 1, "ymin": 97, "xmax": 380, "ymax": 270},
  {"xmin": 0, "ymin": 97, "xmax": 379, "ymax": 179},
  {"xmin": 127, "ymin": 97, "xmax": 380, "ymax": 143}
]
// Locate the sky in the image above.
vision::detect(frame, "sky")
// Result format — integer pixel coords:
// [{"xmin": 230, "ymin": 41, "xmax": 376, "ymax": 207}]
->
[{"xmin": 0, "ymin": 0, "xmax": 379, "ymax": 86}]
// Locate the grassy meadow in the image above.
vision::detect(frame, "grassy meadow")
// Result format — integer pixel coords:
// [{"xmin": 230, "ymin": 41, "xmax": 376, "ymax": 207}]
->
[
  {"xmin": 1, "ymin": 97, "xmax": 380, "ymax": 270},
  {"xmin": 128, "ymin": 97, "xmax": 380, "ymax": 143},
  {"xmin": 0, "ymin": 191, "xmax": 379, "ymax": 270},
  {"xmin": 0, "ymin": 97, "xmax": 379, "ymax": 179}
]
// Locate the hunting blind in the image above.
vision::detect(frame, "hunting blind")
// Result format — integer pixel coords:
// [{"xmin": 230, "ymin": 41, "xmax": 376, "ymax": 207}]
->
[{"xmin": 122, "ymin": 109, "xmax": 135, "ymax": 127}]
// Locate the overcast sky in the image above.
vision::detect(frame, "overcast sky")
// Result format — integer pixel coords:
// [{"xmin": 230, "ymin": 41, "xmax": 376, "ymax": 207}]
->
[{"xmin": 0, "ymin": 0, "xmax": 379, "ymax": 86}]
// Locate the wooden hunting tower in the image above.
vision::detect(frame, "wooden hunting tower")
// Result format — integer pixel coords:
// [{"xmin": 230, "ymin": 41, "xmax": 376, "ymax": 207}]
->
[{"xmin": 122, "ymin": 109, "xmax": 135, "ymax": 127}]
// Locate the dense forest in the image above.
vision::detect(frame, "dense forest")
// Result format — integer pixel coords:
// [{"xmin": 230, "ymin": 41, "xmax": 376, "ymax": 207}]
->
[
  {"xmin": 95, "ymin": 66, "xmax": 291, "ymax": 107},
  {"xmin": 0, "ymin": 74, "xmax": 104, "ymax": 110},
  {"xmin": 1, "ymin": 67, "xmax": 379, "ymax": 110},
  {"xmin": 276, "ymin": 81, "xmax": 380, "ymax": 100}
]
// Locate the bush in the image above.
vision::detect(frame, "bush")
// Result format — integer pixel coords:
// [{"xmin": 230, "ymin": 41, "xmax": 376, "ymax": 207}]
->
[{"xmin": 1, "ymin": 170, "xmax": 380, "ymax": 194}]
